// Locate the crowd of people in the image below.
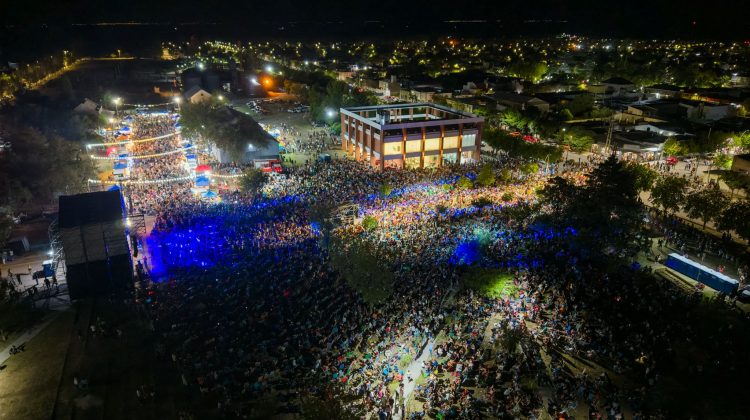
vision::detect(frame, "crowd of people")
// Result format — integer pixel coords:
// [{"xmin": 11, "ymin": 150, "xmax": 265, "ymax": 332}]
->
[{"xmin": 96, "ymin": 111, "xmax": 750, "ymax": 419}]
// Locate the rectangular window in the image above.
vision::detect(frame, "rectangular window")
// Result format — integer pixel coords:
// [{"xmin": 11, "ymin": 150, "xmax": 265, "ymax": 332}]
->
[
  {"xmin": 461, "ymin": 151, "xmax": 475, "ymax": 164},
  {"xmin": 424, "ymin": 137, "xmax": 440, "ymax": 151},
  {"xmin": 461, "ymin": 134, "xmax": 476, "ymax": 148},
  {"xmin": 405, "ymin": 140, "xmax": 422, "ymax": 153},
  {"xmin": 384, "ymin": 142, "xmax": 402, "ymax": 155},
  {"xmin": 443, "ymin": 152, "xmax": 457, "ymax": 164},
  {"xmin": 405, "ymin": 156, "xmax": 421, "ymax": 169},
  {"xmin": 425, "ymin": 155, "xmax": 440, "ymax": 168},
  {"xmin": 443, "ymin": 136, "xmax": 459, "ymax": 149}
]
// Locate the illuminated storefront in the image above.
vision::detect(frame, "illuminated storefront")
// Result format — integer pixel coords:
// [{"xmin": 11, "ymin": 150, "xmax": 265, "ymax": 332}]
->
[{"xmin": 340, "ymin": 103, "xmax": 484, "ymax": 170}]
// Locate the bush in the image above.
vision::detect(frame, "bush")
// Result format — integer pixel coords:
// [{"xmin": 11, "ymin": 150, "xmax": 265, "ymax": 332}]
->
[
  {"xmin": 520, "ymin": 163, "xmax": 539, "ymax": 176},
  {"xmin": 399, "ymin": 354, "xmax": 414, "ymax": 369},
  {"xmin": 456, "ymin": 176, "xmax": 473, "ymax": 189},
  {"xmin": 476, "ymin": 164, "xmax": 496, "ymax": 187},
  {"xmin": 379, "ymin": 182, "xmax": 393, "ymax": 197},
  {"xmin": 436, "ymin": 204, "xmax": 448, "ymax": 214},
  {"xmin": 362, "ymin": 215, "xmax": 378, "ymax": 231},
  {"xmin": 501, "ymin": 192, "xmax": 514, "ymax": 202},
  {"xmin": 498, "ymin": 168, "xmax": 512, "ymax": 184}
]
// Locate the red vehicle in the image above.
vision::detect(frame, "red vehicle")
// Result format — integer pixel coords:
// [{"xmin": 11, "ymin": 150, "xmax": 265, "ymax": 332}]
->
[{"xmin": 255, "ymin": 159, "xmax": 283, "ymax": 173}]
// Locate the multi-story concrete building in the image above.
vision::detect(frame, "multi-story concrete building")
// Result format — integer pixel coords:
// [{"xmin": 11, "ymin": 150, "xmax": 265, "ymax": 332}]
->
[{"xmin": 340, "ymin": 103, "xmax": 484, "ymax": 170}]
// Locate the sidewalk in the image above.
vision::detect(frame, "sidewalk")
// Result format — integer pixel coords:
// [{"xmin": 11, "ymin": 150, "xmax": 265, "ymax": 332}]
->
[{"xmin": 0, "ymin": 312, "xmax": 61, "ymax": 365}]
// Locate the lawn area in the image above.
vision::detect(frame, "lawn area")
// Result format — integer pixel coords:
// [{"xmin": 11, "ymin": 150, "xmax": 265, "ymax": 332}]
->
[
  {"xmin": 0, "ymin": 310, "xmax": 73, "ymax": 420},
  {"xmin": 461, "ymin": 268, "xmax": 518, "ymax": 299}
]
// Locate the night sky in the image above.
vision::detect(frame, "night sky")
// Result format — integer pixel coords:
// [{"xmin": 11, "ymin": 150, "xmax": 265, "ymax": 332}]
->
[{"xmin": 1, "ymin": 0, "xmax": 749, "ymax": 39}]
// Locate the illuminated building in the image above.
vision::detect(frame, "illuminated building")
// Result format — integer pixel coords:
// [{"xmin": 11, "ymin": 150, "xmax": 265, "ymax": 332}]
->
[{"xmin": 340, "ymin": 103, "xmax": 484, "ymax": 169}]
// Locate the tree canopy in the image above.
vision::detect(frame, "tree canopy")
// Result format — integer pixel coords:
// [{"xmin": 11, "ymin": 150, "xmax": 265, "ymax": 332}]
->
[
  {"xmin": 0, "ymin": 126, "xmax": 94, "ymax": 210},
  {"xmin": 239, "ymin": 168, "xmax": 267, "ymax": 196},
  {"xmin": 180, "ymin": 102, "xmax": 273, "ymax": 160},
  {"xmin": 684, "ymin": 188, "xmax": 729, "ymax": 230},
  {"xmin": 539, "ymin": 156, "xmax": 644, "ymax": 254},
  {"xmin": 650, "ymin": 176, "xmax": 689, "ymax": 215}
]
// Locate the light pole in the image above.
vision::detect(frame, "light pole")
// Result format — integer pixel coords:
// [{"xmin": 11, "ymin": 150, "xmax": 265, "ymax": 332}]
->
[
  {"xmin": 112, "ymin": 97, "xmax": 121, "ymax": 116},
  {"xmin": 174, "ymin": 96, "xmax": 182, "ymax": 111}
]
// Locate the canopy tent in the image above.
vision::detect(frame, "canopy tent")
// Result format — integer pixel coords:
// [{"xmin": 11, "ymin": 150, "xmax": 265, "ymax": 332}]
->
[
  {"xmin": 202, "ymin": 190, "xmax": 219, "ymax": 199},
  {"xmin": 194, "ymin": 175, "xmax": 210, "ymax": 187},
  {"xmin": 108, "ymin": 185, "xmax": 121, "ymax": 191},
  {"xmin": 113, "ymin": 162, "xmax": 128, "ymax": 170},
  {"xmin": 174, "ymin": 122, "xmax": 182, "ymax": 129},
  {"xmin": 119, "ymin": 126, "xmax": 132, "ymax": 133},
  {"xmin": 123, "ymin": 116, "xmax": 134, "ymax": 122},
  {"xmin": 196, "ymin": 164, "xmax": 211, "ymax": 173}
]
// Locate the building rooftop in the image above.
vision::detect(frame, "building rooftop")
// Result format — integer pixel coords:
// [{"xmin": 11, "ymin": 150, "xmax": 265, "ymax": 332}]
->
[{"xmin": 340, "ymin": 103, "xmax": 482, "ymax": 128}]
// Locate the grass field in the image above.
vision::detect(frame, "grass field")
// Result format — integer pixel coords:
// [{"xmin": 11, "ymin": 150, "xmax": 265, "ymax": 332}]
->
[{"xmin": 461, "ymin": 268, "xmax": 518, "ymax": 299}]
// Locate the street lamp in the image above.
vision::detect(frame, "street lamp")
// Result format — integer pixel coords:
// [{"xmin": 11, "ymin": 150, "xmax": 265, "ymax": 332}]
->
[
  {"xmin": 112, "ymin": 97, "xmax": 121, "ymax": 115},
  {"xmin": 265, "ymin": 64, "xmax": 273, "ymax": 73},
  {"xmin": 326, "ymin": 108, "xmax": 336, "ymax": 119}
]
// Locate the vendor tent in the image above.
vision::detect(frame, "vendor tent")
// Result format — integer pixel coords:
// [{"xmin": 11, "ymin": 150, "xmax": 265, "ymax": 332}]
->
[{"xmin": 195, "ymin": 175, "xmax": 210, "ymax": 187}]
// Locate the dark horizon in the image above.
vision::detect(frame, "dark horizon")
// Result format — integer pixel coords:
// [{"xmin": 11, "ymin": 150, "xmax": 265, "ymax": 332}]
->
[{"xmin": 2, "ymin": 0, "xmax": 749, "ymax": 40}]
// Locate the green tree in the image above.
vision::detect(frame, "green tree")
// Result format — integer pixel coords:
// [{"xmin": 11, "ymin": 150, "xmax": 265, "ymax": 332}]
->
[
  {"xmin": 520, "ymin": 162, "xmax": 539, "ymax": 176},
  {"xmin": 718, "ymin": 200, "xmax": 750, "ymax": 242},
  {"xmin": 476, "ymin": 164, "xmax": 496, "ymax": 187},
  {"xmin": 0, "ymin": 127, "xmax": 94, "ymax": 208},
  {"xmin": 361, "ymin": 215, "xmax": 378, "ymax": 231},
  {"xmin": 540, "ymin": 156, "xmax": 644, "ymax": 253},
  {"xmin": 719, "ymin": 171, "xmax": 749, "ymax": 199},
  {"xmin": 563, "ymin": 127, "xmax": 596, "ymax": 152},
  {"xmin": 650, "ymin": 176, "xmax": 689, "ymax": 215},
  {"xmin": 566, "ymin": 94, "xmax": 595, "ymax": 117},
  {"xmin": 498, "ymin": 168, "xmax": 512, "ymax": 184},
  {"xmin": 684, "ymin": 188, "xmax": 729, "ymax": 230},
  {"xmin": 239, "ymin": 168, "xmax": 267, "ymax": 196},
  {"xmin": 507, "ymin": 61, "xmax": 548, "ymax": 83},
  {"xmin": 713, "ymin": 153, "xmax": 733, "ymax": 170},
  {"xmin": 379, "ymin": 182, "xmax": 393, "ymax": 197},
  {"xmin": 180, "ymin": 102, "xmax": 270, "ymax": 160},
  {"xmin": 559, "ymin": 108, "xmax": 574, "ymax": 121},
  {"xmin": 625, "ymin": 162, "xmax": 658, "ymax": 192},
  {"xmin": 456, "ymin": 176, "xmax": 473, "ymax": 189},
  {"xmin": 662, "ymin": 137, "xmax": 684, "ymax": 156}
]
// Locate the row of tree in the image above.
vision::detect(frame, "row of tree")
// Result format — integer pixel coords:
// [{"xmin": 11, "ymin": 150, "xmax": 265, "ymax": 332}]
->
[
  {"xmin": 0, "ymin": 125, "xmax": 95, "ymax": 246},
  {"xmin": 650, "ymin": 175, "xmax": 750, "ymax": 241},
  {"xmin": 483, "ymin": 128, "xmax": 564, "ymax": 162}
]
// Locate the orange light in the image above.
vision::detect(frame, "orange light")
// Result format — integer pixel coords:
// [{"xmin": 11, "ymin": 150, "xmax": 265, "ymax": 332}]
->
[{"xmin": 262, "ymin": 77, "xmax": 272, "ymax": 87}]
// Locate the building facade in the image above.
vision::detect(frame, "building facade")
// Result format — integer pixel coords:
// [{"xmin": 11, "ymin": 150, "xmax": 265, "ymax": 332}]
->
[{"xmin": 340, "ymin": 103, "xmax": 484, "ymax": 170}]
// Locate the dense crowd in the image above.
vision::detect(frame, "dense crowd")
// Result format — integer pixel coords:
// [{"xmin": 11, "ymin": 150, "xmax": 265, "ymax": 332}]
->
[{"xmin": 112, "ymin": 112, "xmax": 750, "ymax": 419}]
